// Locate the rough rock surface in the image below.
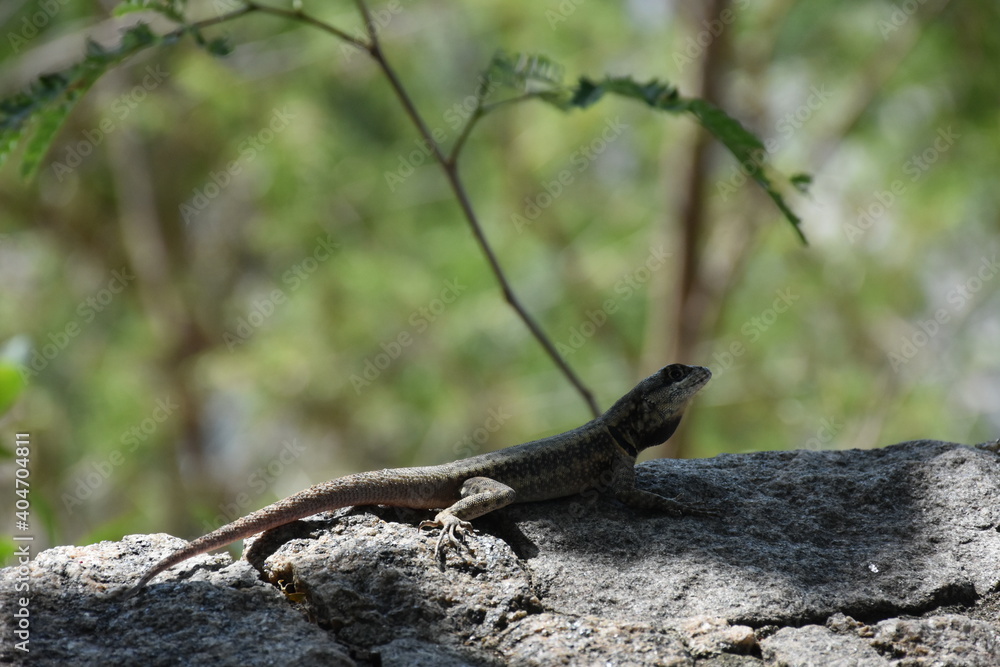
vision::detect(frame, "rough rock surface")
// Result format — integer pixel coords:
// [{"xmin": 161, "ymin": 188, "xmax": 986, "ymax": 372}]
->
[{"xmin": 2, "ymin": 440, "xmax": 998, "ymax": 665}]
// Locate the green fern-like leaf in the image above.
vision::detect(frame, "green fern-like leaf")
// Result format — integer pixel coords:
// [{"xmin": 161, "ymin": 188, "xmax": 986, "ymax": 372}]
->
[
  {"xmin": 0, "ymin": 74, "xmax": 71, "ymax": 170},
  {"xmin": 570, "ymin": 76, "xmax": 682, "ymax": 111},
  {"xmin": 683, "ymin": 99, "xmax": 806, "ymax": 242},
  {"xmin": 481, "ymin": 52, "xmax": 567, "ymax": 102},
  {"xmin": 682, "ymin": 98, "xmax": 764, "ymax": 157},
  {"xmin": 190, "ymin": 26, "xmax": 233, "ymax": 57},
  {"xmin": 790, "ymin": 173, "xmax": 812, "ymax": 193},
  {"xmin": 0, "ymin": 23, "xmax": 162, "ymax": 178},
  {"xmin": 0, "ymin": 337, "xmax": 30, "ymax": 417},
  {"xmin": 0, "ymin": 364, "xmax": 25, "ymax": 417},
  {"xmin": 562, "ymin": 76, "xmax": 808, "ymax": 243},
  {"xmin": 475, "ymin": 59, "xmax": 807, "ymax": 240},
  {"xmin": 113, "ymin": 0, "xmax": 185, "ymax": 23},
  {"xmin": 20, "ymin": 95, "xmax": 78, "ymax": 178}
]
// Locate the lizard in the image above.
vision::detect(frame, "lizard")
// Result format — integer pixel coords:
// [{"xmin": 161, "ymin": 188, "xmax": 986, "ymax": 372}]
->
[{"xmin": 120, "ymin": 363, "xmax": 712, "ymax": 599}]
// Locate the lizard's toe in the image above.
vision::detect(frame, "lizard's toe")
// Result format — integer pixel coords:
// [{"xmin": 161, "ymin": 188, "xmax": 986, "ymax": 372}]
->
[{"xmin": 420, "ymin": 514, "xmax": 474, "ymax": 562}]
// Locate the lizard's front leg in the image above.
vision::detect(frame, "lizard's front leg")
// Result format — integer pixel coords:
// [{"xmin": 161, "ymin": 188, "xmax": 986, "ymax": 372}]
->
[
  {"xmin": 608, "ymin": 461, "xmax": 717, "ymax": 517},
  {"xmin": 612, "ymin": 487, "xmax": 696, "ymax": 516},
  {"xmin": 419, "ymin": 476, "xmax": 516, "ymax": 559}
]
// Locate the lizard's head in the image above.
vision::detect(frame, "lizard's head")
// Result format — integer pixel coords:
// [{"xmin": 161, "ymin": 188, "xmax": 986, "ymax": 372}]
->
[{"xmin": 603, "ymin": 364, "xmax": 712, "ymax": 455}]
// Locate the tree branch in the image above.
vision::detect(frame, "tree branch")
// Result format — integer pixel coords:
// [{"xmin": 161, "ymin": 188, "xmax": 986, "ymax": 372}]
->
[
  {"xmin": 351, "ymin": 0, "xmax": 601, "ymax": 416},
  {"xmin": 152, "ymin": 0, "xmax": 601, "ymax": 416}
]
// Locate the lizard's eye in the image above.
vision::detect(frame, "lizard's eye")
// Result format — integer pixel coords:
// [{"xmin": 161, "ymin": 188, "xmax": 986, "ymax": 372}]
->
[{"xmin": 665, "ymin": 365, "xmax": 687, "ymax": 382}]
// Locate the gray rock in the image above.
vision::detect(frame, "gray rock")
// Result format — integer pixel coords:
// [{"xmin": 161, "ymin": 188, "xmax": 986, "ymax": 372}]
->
[
  {"xmin": 870, "ymin": 614, "xmax": 1000, "ymax": 665},
  {"xmin": 510, "ymin": 440, "xmax": 1000, "ymax": 627},
  {"xmin": 1, "ymin": 440, "xmax": 998, "ymax": 665},
  {"xmin": 760, "ymin": 624, "xmax": 885, "ymax": 666},
  {"xmin": 0, "ymin": 535, "xmax": 353, "ymax": 666}
]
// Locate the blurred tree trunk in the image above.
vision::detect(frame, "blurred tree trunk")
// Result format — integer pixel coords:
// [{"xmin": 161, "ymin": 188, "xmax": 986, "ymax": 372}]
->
[
  {"xmin": 661, "ymin": 0, "xmax": 730, "ymax": 458},
  {"xmin": 104, "ymin": 68, "xmax": 213, "ymax": 533}
]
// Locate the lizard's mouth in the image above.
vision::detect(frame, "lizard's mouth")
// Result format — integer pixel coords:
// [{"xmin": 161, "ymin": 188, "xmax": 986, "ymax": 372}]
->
[
  {"xmin": 646, "ymin": 365, "xmax": 712, "ymax": 414},
  {"xmin": 683, "ymin": 365, "xmax": 712, "ymax": 386}
]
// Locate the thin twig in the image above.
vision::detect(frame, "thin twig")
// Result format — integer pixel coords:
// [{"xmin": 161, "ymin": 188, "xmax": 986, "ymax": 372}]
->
[
  {"xmin": 169, "ymin": 3, "xmax": 369, "ymax": 53},
  {"xmin": 480, "ymin": 92, "xmax": 547, "ymax": 114},
  {"xmin": 446, "ymin": 106, "xmax": 482, "ymax": 166},
  {"xmin": 448, "ymin": 90, "xmax": 560, "ymax": 164},
  {"xmin": 246, "ymin": 1, "xmax": 369, "ymax": 51},
  {"xmin": 353, "ymin": 0, "xmax": 600, "ymax": 416},
  {"xmin": 177, "ymin": 4, "xmax": 256, "ymax": 33},
  {"xmin": 448, "ymin": 91, "xmax": 548, "ymax": 165},
  {"xmin": 178, "ymin": 0, "xmax": 600, "ymax": 417}
]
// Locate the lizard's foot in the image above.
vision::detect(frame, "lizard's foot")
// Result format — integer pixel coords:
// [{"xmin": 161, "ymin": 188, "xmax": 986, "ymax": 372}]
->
[
  {"xmin": 679, "ymin": 501, "xmax": 722, "ymax": 518},
  {"xmin": 419, "ymin": 513, "xmax": 474, "ymax": 562},
  {"xmin": 618, "ymin": 488, "xmax": 722, "ymax": 518},
  {"xmin": 654, "ymin": 494, "xmax": 722, "ymax": 518}
]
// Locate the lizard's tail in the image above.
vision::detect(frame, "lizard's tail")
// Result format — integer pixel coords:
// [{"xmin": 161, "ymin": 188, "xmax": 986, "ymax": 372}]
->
[{"xmin": 118, "ymin": 467, "xmax": 453, "ymax": 599}]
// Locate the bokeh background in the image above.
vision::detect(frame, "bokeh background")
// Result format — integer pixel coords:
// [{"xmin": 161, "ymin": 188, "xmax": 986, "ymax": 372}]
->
[{"xmin": 1, "ymin": 0, "xmax": 998, "ymax": 562}]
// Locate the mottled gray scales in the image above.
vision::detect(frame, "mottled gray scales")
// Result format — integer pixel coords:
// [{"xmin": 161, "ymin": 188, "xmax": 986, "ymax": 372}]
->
[{"xmin": 120, "ymin": 364, "xmax": 712, "ymax": 599}]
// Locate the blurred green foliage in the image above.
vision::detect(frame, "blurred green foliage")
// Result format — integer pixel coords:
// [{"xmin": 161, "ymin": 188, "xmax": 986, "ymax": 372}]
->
[{"xmin": 0, "ymin": 1, "xmax": 998, "ymax": 562}]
